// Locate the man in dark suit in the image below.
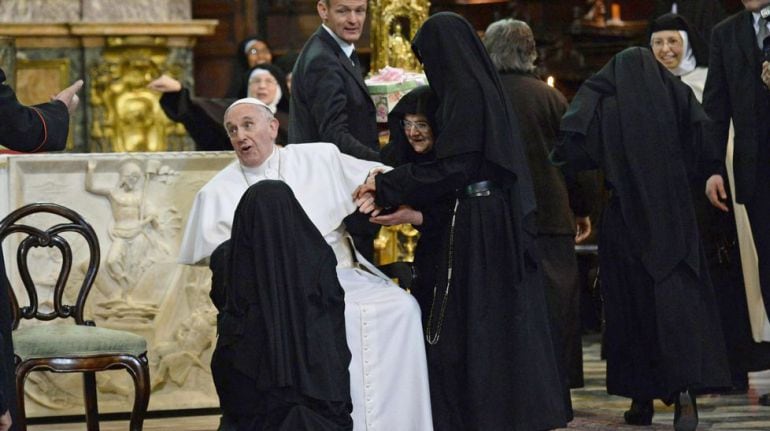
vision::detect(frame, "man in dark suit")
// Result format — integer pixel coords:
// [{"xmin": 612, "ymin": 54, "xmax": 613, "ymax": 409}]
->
[
  {"xmin": 0, "ymin": 68, "xmax": 81, "ymax": 431},
  {"xmin": 289, "ymin": 0, "xmax": 379, "ymax": 162},
  {"xmin": 703, "ymin": 0, "xmax": 770, "ymax": 403},
  {"xmin": 290, "ymin": 0, "xmax": 381, "ymax": 260}
]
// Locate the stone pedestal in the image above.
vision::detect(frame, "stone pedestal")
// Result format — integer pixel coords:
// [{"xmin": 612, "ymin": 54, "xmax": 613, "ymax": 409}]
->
[{"xmin": 0, "ymin": 36, "xmax": 15, "ymax": 87}]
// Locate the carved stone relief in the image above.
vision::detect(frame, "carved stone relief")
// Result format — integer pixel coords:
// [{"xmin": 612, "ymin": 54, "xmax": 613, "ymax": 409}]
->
[{"xmin": 2, "ymin": 151, "xmax": 235, "ymax": 416}]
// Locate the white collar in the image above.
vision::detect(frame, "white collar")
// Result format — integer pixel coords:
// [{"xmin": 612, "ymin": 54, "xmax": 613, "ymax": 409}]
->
[
  {"xmin": 322, "ymin": 24, "xmax": 355, "ymax": 58},
  {"xmin": 240, "ymin": 145, "xmax": 279, "ymax": 182}
]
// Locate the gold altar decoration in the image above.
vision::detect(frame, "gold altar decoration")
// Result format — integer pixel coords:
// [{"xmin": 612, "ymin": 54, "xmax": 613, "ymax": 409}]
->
[
  {"xmin": 374, "ymin": 224, "xmax": 420, "ymax": 265},
  {"xmin": 89, "ymin": 36, "xmax": 186, "ymax": 153},
  {"xmin": 370, "ymin": 0, "xmax": 430, "ymax": 73},
  {"xmin": 16, "ymin": 58, "xmax": 74, "ymax": 150}
]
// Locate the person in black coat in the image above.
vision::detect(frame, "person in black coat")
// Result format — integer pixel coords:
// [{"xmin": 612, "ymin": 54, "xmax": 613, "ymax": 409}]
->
[
  {"xmin": 289, "ymin": 0, "xmax": 378, "ymax": 162},
  {"xmin": 289, "ymin": 0, "xmax": 381, "ymax": 262},
  {"xmin": 0, "ymin": 67, "xmax": 82, "ymax": 431},
  {"xmin": 209, "ymin": 180, "xmax": 352, "ymax": 431},
  {"xmin": 355, "ymin": 12, "xmax": 569, "ymax": 430},
  {"xmin": 703, "ymin": 0, "xmax": 770, "ymax": 404},
  {"xmin": 556, "ymin": 47, "xmax": 731, "ymax": 431},
  {"xmin": 484, "ymin": 18, "xmax": 593, "ymax": 394}
]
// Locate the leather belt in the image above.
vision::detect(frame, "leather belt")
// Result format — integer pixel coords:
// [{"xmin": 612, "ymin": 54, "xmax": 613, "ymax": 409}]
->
[{"xmin": 457, "ymin": 180, "xmax": 501, "ymax": 198}]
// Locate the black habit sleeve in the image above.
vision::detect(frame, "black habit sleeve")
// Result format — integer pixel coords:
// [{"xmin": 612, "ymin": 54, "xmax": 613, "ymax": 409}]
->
[
  {"xmin": 158, "ymin": 88, "xmax": 232, "ymax": 151},
  {"xmin": 374, "ymin": 153, "xmax": 483, "ymax": 209},
  {"xmin": 0, "ymin": 68, "xmax": 69, "ymax": 152}
]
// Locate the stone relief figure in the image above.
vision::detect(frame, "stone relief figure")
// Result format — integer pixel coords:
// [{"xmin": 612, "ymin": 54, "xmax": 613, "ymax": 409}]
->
[
  {"xmin": 151, "ymin": 272, "xmax": 217, "ymax": 390},
  {"xmin": 85, "ymin": 159, "xmax": 181, "ymax": 324}
]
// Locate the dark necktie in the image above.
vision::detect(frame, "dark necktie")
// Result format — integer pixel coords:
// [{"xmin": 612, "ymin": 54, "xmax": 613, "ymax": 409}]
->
[{"xmin": 350, "ymin": 50, "xmax": 361, "ymax": 69}]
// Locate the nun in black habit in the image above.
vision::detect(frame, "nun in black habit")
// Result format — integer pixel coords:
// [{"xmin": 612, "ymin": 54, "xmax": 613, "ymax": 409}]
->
[
  {"xmin": 554, "ymin": 47, "xmax": 730, "ymax": 430},
  {"xmin": 355, "ymin": 12, "xmax": 568, "ymax": 431},
  {"xmin": 209, "ymin": 180, "xmax": 353, "ymax": 431},
  {"xmin": 373, "ymin": 85, "xmax": 451, "ymax": 322},
  {"xmin": 652, "ymin": 12, "xmax": 770, "ymax": 392}
]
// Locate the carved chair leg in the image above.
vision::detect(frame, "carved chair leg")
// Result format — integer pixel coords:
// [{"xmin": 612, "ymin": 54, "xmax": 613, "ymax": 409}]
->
[
  {"xmin": 15, "ymin": 367, "xmax": 28, "ymax": 431},
  {"xmin": 83, "ymin": 371, "xmax": 100, "ymax": 431},
  {"xmin": 126, "ymin": 354, "xmax": 150, "ymax": 431}
]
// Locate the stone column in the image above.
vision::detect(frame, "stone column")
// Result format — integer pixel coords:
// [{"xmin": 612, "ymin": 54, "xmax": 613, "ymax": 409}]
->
[{"xmin": 0, "ymin": 36, "xmax": 16, "ymax": 87}]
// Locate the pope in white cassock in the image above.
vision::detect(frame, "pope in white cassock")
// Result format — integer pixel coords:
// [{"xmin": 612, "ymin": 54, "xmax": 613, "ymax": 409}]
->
[{"xmin": 178, "ymin": 98, "xmax": 433, "ymax": 431}]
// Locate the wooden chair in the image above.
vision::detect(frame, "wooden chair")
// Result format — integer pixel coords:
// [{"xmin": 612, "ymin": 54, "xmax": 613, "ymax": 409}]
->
[{"xmin": 0, "ymin": 203, "xmax": 150, "ymax": 431}]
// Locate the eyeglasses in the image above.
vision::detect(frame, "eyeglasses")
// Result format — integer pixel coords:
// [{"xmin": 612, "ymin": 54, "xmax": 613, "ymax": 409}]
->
[
  {"xmin": 248, "ymin": 47, "xmax": 271, "ymax": 56},
  {"xmin": 401, "ymin": 119, "xmax": 431, "ymax": 133}
]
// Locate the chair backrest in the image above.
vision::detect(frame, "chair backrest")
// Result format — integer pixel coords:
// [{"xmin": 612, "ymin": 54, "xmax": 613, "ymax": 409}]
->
[{"xmin": 0, "ymin": 203, "xmax": 100, "ymax": 329}]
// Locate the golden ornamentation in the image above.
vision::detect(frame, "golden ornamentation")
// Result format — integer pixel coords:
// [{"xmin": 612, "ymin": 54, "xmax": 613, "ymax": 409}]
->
[
  {"xmin": 89, "ymin": 36, "xmax": 186, "ymax": 152},
  {"xmin": 374, "ymin": 223, "xmax": 420, "ymax": 265},
  {"xmin": 370, "ymin": 0, "xmax": 430, "ymax": 73}
]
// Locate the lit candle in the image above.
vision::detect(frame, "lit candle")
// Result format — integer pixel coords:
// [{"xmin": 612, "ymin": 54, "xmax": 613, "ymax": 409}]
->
[
  {"xmin": 611, "ymin": 3, "xmax": 621, "ymax": 22},
  {"xmin": 546, "ymin": 76, "xmax": 555, "ymax": 88}
]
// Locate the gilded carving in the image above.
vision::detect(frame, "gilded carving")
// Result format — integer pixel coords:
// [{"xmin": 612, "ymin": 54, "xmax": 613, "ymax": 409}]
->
[
  {"xmin": 370, "ymin": 0, "xmax": 429, "ymax": 72},
  {"xmin": 89, "ymin": 36, "xmax": 186, "ymax": 152},
  {"xmin": 374, "ymin": 224, "xmax": 420, "ymax": 265}
]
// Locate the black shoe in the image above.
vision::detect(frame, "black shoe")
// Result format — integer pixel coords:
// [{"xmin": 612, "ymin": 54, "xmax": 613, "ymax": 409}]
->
[
  {"xmin": 759, "ymin": 393, "xmax": 770, "ymax": 406},
  {"xmin": 674, "ymin": 389, "xmax": 698, "ymax": 431},
  {"xmin": 624, "ymin": 399, "xmax": 653, "ymax": 426}
]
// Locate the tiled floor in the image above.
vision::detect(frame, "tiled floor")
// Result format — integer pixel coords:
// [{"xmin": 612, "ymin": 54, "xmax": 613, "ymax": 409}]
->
[
  {"xmin": 556, "ymin": 335, "xmax": 770, "ymax": 430},
  {"xmin": 28, "ymin": 335, "xmax": 770, "ymax": 430}
]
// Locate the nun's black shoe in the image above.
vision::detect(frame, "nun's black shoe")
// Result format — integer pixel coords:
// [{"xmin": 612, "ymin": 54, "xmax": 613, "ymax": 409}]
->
[
  {"xmin": 623, "ymin": 399, "xmax": 653, "ymax": 426},
  {"xmin": 674, "ymin": 389, "xmax": 698, "ymax": 431}
]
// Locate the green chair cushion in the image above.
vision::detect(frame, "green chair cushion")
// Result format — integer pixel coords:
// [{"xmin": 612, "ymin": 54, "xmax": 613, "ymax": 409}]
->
[{"xmin": 14, "ymin": 325, "xmax": 147, "ymax": 361}]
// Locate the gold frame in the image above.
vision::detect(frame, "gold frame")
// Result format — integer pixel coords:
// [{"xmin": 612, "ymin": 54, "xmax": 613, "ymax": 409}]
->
[{"xmin": 15, "ymin": 58, "xmax": 73, "ymax": 150}]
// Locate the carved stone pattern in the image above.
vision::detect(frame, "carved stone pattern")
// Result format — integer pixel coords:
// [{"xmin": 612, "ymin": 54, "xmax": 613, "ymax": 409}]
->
[{"xmin": 2, "ymin": 152, "xmax": 235, "ymax": 416}]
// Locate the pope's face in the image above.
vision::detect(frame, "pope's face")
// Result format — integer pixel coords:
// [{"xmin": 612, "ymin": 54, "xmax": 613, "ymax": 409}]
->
[
  {"xmin": 224, "ymin": 104, "xmax": 279, "ymax": 168},
  {"xmin": 651, "ymin": 30, "xmax": 684, "ymax": 70},
  {"xmin": 317, "ymin": 0, "xmax": 367, "ymax": 44}
]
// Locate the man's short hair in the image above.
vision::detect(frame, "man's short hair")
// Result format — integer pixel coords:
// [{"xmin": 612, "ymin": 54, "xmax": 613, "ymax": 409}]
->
[{"xmin": 484, "ymin": 19, "xmax": 537, "ymax": 73}]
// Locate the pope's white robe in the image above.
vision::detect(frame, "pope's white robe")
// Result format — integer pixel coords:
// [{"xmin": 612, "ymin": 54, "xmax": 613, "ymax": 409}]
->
[{"xmin": 179, "ymin": 143, "xmax": 433, "ymax": 431}]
